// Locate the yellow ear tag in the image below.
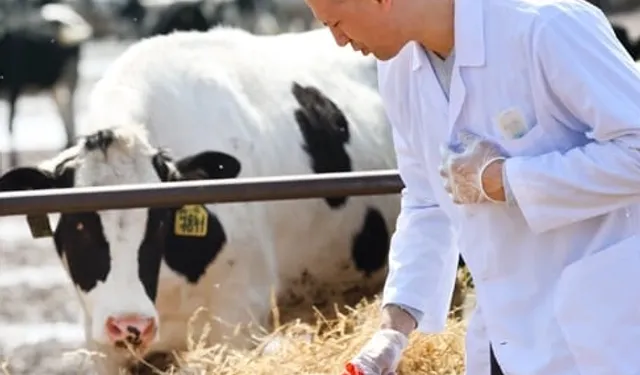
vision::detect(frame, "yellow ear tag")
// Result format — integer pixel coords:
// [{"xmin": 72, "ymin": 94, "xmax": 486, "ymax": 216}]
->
[{"xmin": 174, "ymin": 205, "xmax": 209, "ymax": 237}]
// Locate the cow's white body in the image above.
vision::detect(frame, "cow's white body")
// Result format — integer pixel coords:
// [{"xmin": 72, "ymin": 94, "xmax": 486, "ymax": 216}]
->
[{"xmin": 70, "ymin": 27, "xmax": 399, "ymax": 373}]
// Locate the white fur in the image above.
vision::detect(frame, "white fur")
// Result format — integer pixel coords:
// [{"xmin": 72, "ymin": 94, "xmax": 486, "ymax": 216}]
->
[{"xmin": 42, "ymin": 27, "xmax": 399, "ymax": 374}]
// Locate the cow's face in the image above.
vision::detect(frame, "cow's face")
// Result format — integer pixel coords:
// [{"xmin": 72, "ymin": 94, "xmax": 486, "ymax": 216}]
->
[{"xmin": 0, "ymin": 128, "xmax": 241, "ymax": 353}]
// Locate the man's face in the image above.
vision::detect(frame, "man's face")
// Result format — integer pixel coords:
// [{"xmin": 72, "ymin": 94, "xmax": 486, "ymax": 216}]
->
[{"xmin": 305, "ymin": 0, "xmax": 407, "ymax": 61}]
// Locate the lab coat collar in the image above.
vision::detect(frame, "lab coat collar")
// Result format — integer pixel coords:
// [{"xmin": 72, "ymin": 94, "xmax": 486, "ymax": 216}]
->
[{"xmin": 411, "ymin": 0, "xmax": 485, "ymax": 70}]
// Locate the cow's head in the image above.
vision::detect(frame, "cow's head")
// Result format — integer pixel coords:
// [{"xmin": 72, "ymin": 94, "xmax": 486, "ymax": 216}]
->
[{"xmin": 0, "ymin": 126, "xmax": 241, "ymax": 354}]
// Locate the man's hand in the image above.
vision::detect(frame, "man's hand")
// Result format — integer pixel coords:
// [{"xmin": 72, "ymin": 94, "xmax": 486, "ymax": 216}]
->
[
  {"xmin": 343, "ymin": 328, "xmax": 409, "ymax": 375},
  {"xmin": 379, "ymin": 304, "xmax": 417, "ymax": 336},
  {"xmin": 439, "ymin": 130, "xmax": 508, "ymax": 204},
  {"xmin": 341, "ymin": 305, "xmax": 414, "ymax": 375}
]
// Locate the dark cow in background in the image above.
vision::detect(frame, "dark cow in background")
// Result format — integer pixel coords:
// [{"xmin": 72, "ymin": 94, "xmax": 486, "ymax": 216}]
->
[
  {"xmin": 114, "ymin": 0, "xmax": 251, "ymax": 38},
  {"xmin": 585, "ymin": 0, "xmax": 640, "ymax": 60},
  {"xmin": 114, "ymin": 0, "xmax": 306, "ymax": 38},
  {"xmin": 116, "ymin": 0, "xmax": 244, "ymax": 38},
  {"xmin": 145, "ymin": 0, "xmax": 210, "ymax": 36},
  {"xmin": 611, "ymin": 22, "xmax": 640, "ymax": 59},
  {"xmin": 0, "ymin": 3, "xmax": 92, "ymax": 170},
  {"xmin": 0, "ymin": 27, "xmax": 468, "ymax": 374},
  {"xmin": 115, "ymin": 0, "xmax": 148, "ymax": 36}
]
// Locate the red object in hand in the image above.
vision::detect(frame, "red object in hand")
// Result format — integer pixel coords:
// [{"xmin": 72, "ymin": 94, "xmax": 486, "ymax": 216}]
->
[{"xmin": 342, "ymin": 362, "xmax": 364, "ymax": 375}]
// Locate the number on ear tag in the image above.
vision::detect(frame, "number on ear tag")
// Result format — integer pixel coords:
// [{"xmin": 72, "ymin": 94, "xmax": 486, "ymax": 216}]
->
[
  {"xmin": 26, "ymin": 214, "xmax": 53, "ymax": 238},
  {"xmin": 174, "ymin": 205, "xmax": 208, "ymax": 237}
]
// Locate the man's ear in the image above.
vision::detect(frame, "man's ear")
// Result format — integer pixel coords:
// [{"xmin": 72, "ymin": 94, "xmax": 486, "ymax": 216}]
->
[
  {"xmin": 175, "ymin": 151, "xmax": 242, "ymax": 180},
  {"xmin": 0, "ymin": 166, "xmax": 74, "ymax": 192}
]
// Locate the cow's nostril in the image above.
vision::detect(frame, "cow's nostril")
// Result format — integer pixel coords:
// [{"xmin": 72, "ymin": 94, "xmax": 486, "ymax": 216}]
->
[
  {"xmin": 126, "ymin": 325, "xmax": 141, "ymax": 336},
  {"xmin": 106, "ymin": 318, "xmax": 123, "ymax": 337}
]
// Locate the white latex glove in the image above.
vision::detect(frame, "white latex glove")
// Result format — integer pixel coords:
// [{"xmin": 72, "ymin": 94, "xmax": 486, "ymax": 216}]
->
[
  {"xmin": 343, "ymin": 329, "xmax": 409, "ymax": 375},
  {"xmin": 439, "ymin": 130, "xmax": 507, "ymax": 204}
]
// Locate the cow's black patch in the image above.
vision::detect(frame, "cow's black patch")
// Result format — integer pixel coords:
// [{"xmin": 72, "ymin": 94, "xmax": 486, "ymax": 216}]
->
[
  {"xmin": 291, "ymin": 82, "xmax": 352, "ymax": 209},
  {"xmin": 84, "ymin": 129, "xmax": 115, "ymax": 154},
  {"xmin": 351, "ymin": 207, "xmax": 389, "ymax": 277},
  {"xmin": 138, "ymin": 207, "xmax": 172, "ymax": 302},
  {"xmin": 151, "ymin": 150, "xmax": 241, "ymax": 284},
  {"xmin": 54, "ymin": 212, "xmax": 112, "ymax": 292},
  {"xmin": 162, "ymin": 206, "xmax": 227, "ymax": 284}
]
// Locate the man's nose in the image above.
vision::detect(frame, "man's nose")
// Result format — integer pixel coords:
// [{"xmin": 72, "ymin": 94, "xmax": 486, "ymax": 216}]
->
[{"xmin": 330, "ymin": 28, "xmax": 350, "ymax": 47}]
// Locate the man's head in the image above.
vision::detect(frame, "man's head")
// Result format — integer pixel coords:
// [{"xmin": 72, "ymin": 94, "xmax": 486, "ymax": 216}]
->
[
  {"xmin": 304, "ymin": 0, "xmax": 404, "ymax": 60},
  {"xmin": 304, "ymin": 0, "xmax": 454, "ymax": 60}
]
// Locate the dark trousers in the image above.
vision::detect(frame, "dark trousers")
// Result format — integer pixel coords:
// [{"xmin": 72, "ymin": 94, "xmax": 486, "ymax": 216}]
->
[{"xmin": 490, "ymin": 345, "xmax": 505, "ymax": 375}]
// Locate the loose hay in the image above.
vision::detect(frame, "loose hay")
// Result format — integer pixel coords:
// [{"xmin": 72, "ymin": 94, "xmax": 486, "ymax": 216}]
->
[
  {"xmin": 170, "ymin": 297, "xmax": 467, "ymax": 375},
  {"xmin": 1, "ymin": 297, "xmax": 467, "ymax": 375}
]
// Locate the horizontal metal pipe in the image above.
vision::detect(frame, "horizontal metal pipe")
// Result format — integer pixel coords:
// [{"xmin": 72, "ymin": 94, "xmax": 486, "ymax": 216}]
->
[{"xmin": 0, "ymin": 170, "xmax": 404, "ymax": 216}]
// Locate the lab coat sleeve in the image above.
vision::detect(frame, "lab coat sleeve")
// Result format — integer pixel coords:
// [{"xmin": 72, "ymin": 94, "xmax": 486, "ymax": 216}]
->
[
  {"xmin": 504, "ymin": 7, "xmax": 640, "ymax": 234},
  {"xmin": 376, "ymin": 64, "xmax": 458, "ymax": 332},
  {"xmin": 383, "ymin": 126, "xmax": 458, "ymax": 333}
]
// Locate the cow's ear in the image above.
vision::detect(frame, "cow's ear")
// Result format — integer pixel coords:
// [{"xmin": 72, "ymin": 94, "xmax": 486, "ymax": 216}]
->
[
  {"xmin": 0, "ymin": 166, "xmax": 74, "ymax": 192},
  {"xmin": 152, "ymin": 151, "xmax": 181, "ymax": 182},
  {"xmin": 175, "ymin": 151, "xmax": 242, "ymax": 180}
]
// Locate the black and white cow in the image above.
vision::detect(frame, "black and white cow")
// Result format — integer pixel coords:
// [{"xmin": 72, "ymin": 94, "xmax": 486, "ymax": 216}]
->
[
  {"xmin": 0, "ymin": 3, "xmax": 93, "ymax": 169},
  {"xmin": 0, "ymin": 27, "xmax": 466, "ymax": 374}
]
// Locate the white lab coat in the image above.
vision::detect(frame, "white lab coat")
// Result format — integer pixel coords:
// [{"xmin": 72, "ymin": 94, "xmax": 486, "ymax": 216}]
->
[{"xmin": 378, "ymin": 0, "xmax": 640, "ymax": 374}]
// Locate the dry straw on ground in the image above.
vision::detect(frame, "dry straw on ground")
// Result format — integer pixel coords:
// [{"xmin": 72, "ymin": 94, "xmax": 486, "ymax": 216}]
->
[
  {"xmin": 1, "ymin": 292, "xmax": 470, "ymax": 375},
  {"xmin": 0, "ymin": 296, "xmax": 467, "ymax": 375},
  {"xmin": 2, "ymin": 269, "xmax": 472, "ymax": 375},
  {"xmin": 159, "ymin": 296, "xmax": 468, "ymax": 375}
]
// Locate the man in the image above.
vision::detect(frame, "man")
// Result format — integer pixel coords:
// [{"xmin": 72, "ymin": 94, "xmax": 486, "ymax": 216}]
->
[{"xmin": 303, "ymin": 0, "xmax": 640, "ymax": 374}]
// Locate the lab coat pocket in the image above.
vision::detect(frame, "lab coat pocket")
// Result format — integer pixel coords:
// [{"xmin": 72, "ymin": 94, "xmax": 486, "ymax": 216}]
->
[
  {"xmin": 496, "ymin": 123, "xmax": 547, "ymax": 157},
  {"xmin": 553, "ymin": 234, "xmax": 640, "ymax": 375}
]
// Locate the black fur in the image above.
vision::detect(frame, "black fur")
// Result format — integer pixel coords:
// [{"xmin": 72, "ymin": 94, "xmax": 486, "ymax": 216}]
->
[{"xmin": 291, "ymin": 82, "xmax": 353, "ymax": 209}]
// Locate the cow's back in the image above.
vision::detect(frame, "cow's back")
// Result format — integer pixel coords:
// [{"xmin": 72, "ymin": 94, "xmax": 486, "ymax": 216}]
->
[{"xmin": 86, "ymin": 27, "xmax": 399, "ymax": 311}]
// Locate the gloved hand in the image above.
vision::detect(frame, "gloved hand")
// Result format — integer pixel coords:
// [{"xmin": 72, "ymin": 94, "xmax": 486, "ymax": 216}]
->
[
  {"xmin": 439, "ymin": 130, "xmax": 507, "ymax": 204},
  {"xmin": 342, "ymin": 329, "xmax": 409, "ymax": 375}
]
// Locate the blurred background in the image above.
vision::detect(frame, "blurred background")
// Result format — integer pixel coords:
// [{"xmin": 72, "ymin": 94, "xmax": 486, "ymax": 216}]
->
[{"xmin": 1, "ymin": 0, "xmax": 640, "ymax": 373}]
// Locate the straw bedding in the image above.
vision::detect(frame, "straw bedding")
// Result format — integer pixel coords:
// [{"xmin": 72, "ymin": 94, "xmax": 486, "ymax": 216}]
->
[
  {"xmin": 2, "ymin": 283, "xmax": 471, "ymax": 375},
  {"xmin": 134, "ymin": 295, "xmax": 469, "ymax": 375}
]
